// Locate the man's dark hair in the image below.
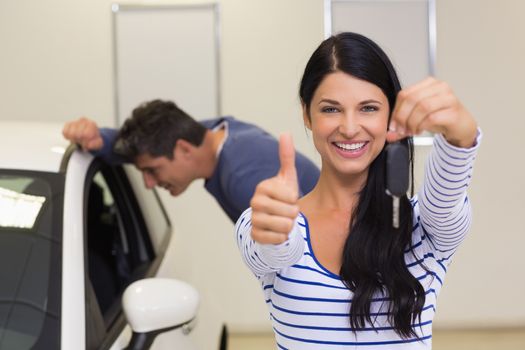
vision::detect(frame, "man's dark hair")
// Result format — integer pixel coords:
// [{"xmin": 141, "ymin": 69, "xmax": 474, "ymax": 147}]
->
[{"xmin": 114, "ymin": 99, "xmax": 207, "ymax": 160}]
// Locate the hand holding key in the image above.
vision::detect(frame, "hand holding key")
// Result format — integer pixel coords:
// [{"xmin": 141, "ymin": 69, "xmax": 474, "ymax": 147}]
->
[
  {"xmin": 250, "ymin": 134, "xmax": 300, "ymax": 244},
  {"xmin": 387, "ymin": 77, "xmax": 477, "ymax": 148},
  {"xmin": 385, "ymin": 77, "xmax": 478, "ymax": 228}
]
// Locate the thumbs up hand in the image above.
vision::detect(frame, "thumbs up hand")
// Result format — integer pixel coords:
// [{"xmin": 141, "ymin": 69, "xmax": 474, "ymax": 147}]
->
[{"xmin": 250, "ymin": 134, "xmax": 300, "ymax": 244}]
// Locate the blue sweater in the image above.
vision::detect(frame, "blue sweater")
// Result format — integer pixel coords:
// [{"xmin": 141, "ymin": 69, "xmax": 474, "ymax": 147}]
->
[{"xmin": 95, "ymin": 117, "xmax": 320, "ymax": 222}]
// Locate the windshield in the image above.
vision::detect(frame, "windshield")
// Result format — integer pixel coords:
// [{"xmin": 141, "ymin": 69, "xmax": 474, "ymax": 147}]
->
[{"xmin": 0, "ymin": 170, "xmax": 63, "ymax": 350}]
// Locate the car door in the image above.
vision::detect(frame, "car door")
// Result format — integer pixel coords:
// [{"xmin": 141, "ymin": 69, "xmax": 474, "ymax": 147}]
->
[
  {"xmin": 84, "ymin": 159, "xmax": 154, "ymax": 349},
  {"xmin": 83, "ymin": 160, "xmax": 196, "ymax": 350}
]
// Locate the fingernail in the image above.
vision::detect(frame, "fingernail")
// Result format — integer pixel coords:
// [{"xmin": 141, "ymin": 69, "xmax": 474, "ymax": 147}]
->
[{"xmin": 388, "ymin": 122, "xmax": 396, "ymax": 132}]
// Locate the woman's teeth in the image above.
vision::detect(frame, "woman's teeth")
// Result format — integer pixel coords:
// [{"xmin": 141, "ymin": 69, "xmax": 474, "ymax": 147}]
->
[{"xmin": 334, "ymin": 142, "xmax": 366, "ymax": 151}]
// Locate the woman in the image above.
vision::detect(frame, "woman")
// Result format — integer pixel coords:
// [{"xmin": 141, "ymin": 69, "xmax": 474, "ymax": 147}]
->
[{"xmin": 235, "ymin": 32, "xmax": 480, "ymax": 349}]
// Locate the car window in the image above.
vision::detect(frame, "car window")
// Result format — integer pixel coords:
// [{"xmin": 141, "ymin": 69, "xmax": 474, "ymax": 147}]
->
[
  {"xmin": 84, "ymin": 163, "xmax": 156, "ymax": 349},
  {"xmin": 123, "ymin": 165, "xmax": 171, "ymax": 253},
  {"xmin": 86, "ymin": 173, "xmax": 126, "ymax": 317},
  {"xmin": 0, "ymin": 170, "xmax": 63, "ymax": 350}
]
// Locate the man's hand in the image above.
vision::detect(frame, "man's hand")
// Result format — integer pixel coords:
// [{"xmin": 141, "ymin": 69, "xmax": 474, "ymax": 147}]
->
[
  {"xmin": 62, "ymin": 117, "xmax": 104, "ymax": 151},
  {"xmin": 250, "ymin": 134, "xmax": 300, "ymax": 244}
]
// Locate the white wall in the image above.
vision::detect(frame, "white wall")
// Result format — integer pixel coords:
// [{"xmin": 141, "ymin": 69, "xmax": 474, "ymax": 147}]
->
[
  {"xmin": 431, "ymin": 0, "xmax": 525, "ymax": 328},
  {"xmin": 1, "ymin": 0, "xmax": 524, "ymax": 346}
]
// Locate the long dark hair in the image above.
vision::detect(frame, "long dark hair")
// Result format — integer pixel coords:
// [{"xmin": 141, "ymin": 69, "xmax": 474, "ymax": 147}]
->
[{"xmin": 299, "ymin": 32, "xmax": 424, "ymax": 338}]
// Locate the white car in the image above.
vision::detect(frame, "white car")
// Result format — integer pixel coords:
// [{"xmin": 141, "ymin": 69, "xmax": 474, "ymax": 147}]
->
[{"xmin": 0, "ymin": 121, "xmax": 213, "ymax": 350}]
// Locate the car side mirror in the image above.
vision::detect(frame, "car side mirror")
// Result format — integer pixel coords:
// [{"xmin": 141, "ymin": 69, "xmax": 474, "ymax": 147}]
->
[{"xmin": 122, "ymin": 278, "xmax": 199, "ymax": 350}]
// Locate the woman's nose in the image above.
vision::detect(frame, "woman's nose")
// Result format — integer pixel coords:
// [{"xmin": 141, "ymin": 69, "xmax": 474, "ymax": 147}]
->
[{"xmin": 338, "ymin": 112, "xmax": 361, "ymax": 137}]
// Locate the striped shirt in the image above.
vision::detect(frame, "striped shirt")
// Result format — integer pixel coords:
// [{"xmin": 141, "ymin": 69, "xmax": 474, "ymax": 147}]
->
[{"xmin": 235, "ymin": 132, "xmax": 481, "ymax": 349}]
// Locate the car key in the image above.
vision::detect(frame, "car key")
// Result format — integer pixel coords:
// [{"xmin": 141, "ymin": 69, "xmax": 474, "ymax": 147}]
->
[{"xmin": 385, "ymin": 141, "xmax": 409, "ymax": 229}]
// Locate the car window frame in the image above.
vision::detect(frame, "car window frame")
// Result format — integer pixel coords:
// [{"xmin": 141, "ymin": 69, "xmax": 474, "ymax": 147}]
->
[
  {"xmin": 83, "ymin": 160, "xmax": 173, "ymax": 350},
  {"xmin": 122, "ymin": 164, "xmax": 172, "ymax": 256}
]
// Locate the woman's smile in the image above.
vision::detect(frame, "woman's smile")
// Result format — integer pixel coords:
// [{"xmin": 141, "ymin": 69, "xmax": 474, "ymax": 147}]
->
[{"xmin": 331, "ymin": 140, "xmax": 369, "ymax": 158}]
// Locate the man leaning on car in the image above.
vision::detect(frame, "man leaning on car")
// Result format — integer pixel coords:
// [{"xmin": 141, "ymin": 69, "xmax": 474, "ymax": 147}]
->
[{"xmin": 63, "ymin": 99, "xmax": 319, "ymax": 223}]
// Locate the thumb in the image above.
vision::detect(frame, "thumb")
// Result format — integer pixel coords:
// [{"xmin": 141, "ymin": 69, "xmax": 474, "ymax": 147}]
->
[{"xmin": 278, "ymin": 133, "xmax": 298, "ymax": 194}]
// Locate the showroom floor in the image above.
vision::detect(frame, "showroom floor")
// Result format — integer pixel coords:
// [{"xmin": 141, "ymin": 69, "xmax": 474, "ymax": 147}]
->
[{"xmin": 228, "ymin": 328, "xmax": 525, "ymax": 350}]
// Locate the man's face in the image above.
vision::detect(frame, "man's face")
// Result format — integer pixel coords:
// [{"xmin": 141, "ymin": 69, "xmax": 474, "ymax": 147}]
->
[{"xmin": 135, "ymin": 153, "xmax": 195, "ymax": 196}]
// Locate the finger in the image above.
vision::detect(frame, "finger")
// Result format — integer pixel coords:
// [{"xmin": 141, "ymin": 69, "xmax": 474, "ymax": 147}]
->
[
  {"xmin": 391, "ymin": 77, "xmax": 442, "ymax": 134},
  {"xmin": 386, "ymin": 130, "xmax": 407, "ymax": 144},
  {"xmin": 277, "ymin": 133, "xmax": 298, "ymax": 194},
  {"xmin": 403, "ymin": 76, "xmax": 437, "ymax": 94},
  {"xmin": 251, "ymin": 228, "xmax": 290, "ymax": 245},
  {"xmin": 86, "ymin": 137, "xmax": 104, "ymax": 151},
  {"xmin": 63, "ymin": 118, "xmax": 100, "ymax": 150},
  {"xmin": 68, "ymin": 119, "xmax": 86, "ymax": 142},
  {"xmin": 253, "ymin": 179, "xmax": 299, "ymax": 205},
  {"xmin": 250, "ymin": 192, "xmax": 300, "ymax": 217},
  {"xmin": 405, "ymin": 91, "xmax": 457, "ymax": 135},
  {"xmin": 77, "ymin": 123, "xmax": 95, "ymax": 151},
  {"xmin": 62, "ymin": 119, "xmax": 83, "ymax": 140},
  {"xmin": 415, "ymin": 110, "xmax": 449, "ymax": 136},
  {"xmin": 390, "ymin": 77, "xmax": 435, "ymax": 124},
  {"xmin": 81, "ymin": 125, "xmax": 102, "ymax": 149},
  {"xmin": 421, "ymin": 106, "xmax": 478, "ymax": 148},
  {"xmin": 252, "ymin": 212, "xmax": 296, "ymax": 235},
  {"xmin": 66, "ymin": 123, "xmax": 82, "ymax": 143},
  {"xmin": 62, "ymin": 121, "xmax": 72, "ymax": 139}
]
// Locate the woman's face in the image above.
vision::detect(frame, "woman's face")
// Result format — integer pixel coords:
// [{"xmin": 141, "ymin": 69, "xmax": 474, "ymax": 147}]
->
[{"xmin": 304, "ymin": 71, "xmax": 389, "ymax": 180}]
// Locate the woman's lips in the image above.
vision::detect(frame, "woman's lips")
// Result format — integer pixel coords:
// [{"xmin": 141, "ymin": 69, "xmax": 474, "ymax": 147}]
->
[{"xmin": 332, "ymin": 141, "xmax": 369, "ymax": 158}]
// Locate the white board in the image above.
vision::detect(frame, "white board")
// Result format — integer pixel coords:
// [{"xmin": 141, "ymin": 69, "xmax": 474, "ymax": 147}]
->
[
  {"xmin": 327, "ymin": 0, "xmax": 435, "ymax": 87},
  {"xmin": 112, "ymin": 3, "xmax": 220, "ymax": 126}
]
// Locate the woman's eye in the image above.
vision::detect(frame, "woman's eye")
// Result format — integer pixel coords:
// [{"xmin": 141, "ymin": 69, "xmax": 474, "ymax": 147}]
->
[
  {"xmin": 321, "ymin": 106, "xmax": 339, "ymax": 113},
  {"xmin": 361, "ymin": 105, "xmax": 379, "ymax": 113}
]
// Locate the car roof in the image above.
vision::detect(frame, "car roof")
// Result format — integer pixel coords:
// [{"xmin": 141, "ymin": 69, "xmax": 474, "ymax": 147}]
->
[{"xmin": 0, "ymin": 121, "xmax": 71, "ymax": 173}]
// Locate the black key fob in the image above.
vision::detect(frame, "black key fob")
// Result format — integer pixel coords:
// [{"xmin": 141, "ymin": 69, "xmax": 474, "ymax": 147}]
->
[{"xmin": 385, "ymin": 142, "xmax": 409, "ymax": 197}]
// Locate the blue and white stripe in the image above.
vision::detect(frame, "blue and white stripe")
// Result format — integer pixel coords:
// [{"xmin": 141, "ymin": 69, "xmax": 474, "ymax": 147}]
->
[{"xmin": 235, "ymin": 131, "xmax": 481, "ymax": 349}]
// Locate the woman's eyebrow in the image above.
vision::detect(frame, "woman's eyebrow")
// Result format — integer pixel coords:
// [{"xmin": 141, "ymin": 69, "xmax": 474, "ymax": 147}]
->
[
  {"xmin": 319, "ymin": 98, "xmax": 383, "ymax": 105},
  {"xmin": 318, "ymin": 98, "xmax": 341, "ymax": 105},
  {"xmin": 359, "ymin": 99, "xmax": 383, "ymax": 105}
]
